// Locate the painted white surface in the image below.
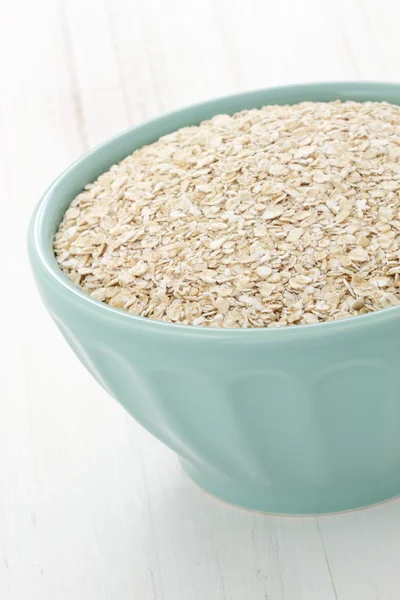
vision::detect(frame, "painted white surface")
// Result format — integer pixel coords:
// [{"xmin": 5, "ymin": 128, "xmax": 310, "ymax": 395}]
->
[{"xmin": 1, "ymin": 0, "xmax": 400, "ymax": 598}]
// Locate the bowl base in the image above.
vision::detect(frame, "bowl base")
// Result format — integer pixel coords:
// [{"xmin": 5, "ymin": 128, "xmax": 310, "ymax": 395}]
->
[{"xmin": 181, "ymin": 459, "xmax": 400, "ymax": 516}]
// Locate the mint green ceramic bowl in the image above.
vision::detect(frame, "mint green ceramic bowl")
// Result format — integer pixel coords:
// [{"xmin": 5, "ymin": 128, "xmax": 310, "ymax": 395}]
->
[{"xmin": 29, "ymin": 82, "xmax": 400, "ymax": 515}]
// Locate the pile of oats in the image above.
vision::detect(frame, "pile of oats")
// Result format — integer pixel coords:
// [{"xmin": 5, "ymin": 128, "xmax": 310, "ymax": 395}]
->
[{"xmin": 54, "ymin": 101, "xmax": 400, "ymax": 328}]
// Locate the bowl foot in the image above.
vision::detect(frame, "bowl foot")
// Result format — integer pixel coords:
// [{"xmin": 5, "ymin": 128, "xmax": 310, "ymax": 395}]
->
[{"xmin": 181, "ymin": 459, "xmax": 400, "ymax": 516}]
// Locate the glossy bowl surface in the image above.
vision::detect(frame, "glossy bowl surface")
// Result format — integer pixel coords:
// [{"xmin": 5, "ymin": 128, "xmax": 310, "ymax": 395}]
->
[{"xmin": 28, "ymin": 82, "xmax": 400, "ymax": 514}]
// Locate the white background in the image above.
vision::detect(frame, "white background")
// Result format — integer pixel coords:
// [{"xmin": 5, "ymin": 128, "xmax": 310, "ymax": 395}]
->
[{"xmin": 1, "ymin": 0, "xmax": 400, "ymax": 598}]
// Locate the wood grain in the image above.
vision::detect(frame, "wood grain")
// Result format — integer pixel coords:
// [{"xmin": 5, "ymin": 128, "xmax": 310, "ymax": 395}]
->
[{"xmin": 1, "ymin": 0, "xmax": 400, "ymax": 598}]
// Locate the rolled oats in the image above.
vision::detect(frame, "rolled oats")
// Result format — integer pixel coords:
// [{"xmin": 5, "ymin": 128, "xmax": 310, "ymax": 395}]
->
[{"xmin": 55, "ymin": 100, "xmax": 400, "ymax": 328}]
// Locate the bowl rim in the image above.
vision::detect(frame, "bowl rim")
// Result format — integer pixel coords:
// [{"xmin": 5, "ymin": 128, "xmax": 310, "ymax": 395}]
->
[{"xmin": 28, "ymin": 80, "xmax": 400, "ymax": 338}]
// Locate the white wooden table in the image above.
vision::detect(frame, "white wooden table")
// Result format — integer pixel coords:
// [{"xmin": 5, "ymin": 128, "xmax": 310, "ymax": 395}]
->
[{"xmin": 1, "ymin": 1, "xmax": 400, "ymax": 598}]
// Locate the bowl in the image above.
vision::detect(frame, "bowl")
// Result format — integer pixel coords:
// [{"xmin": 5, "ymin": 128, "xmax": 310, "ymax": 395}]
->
[{"xmin": 28, "ymin": 82, "xmax": 400, "ymax": 515}]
